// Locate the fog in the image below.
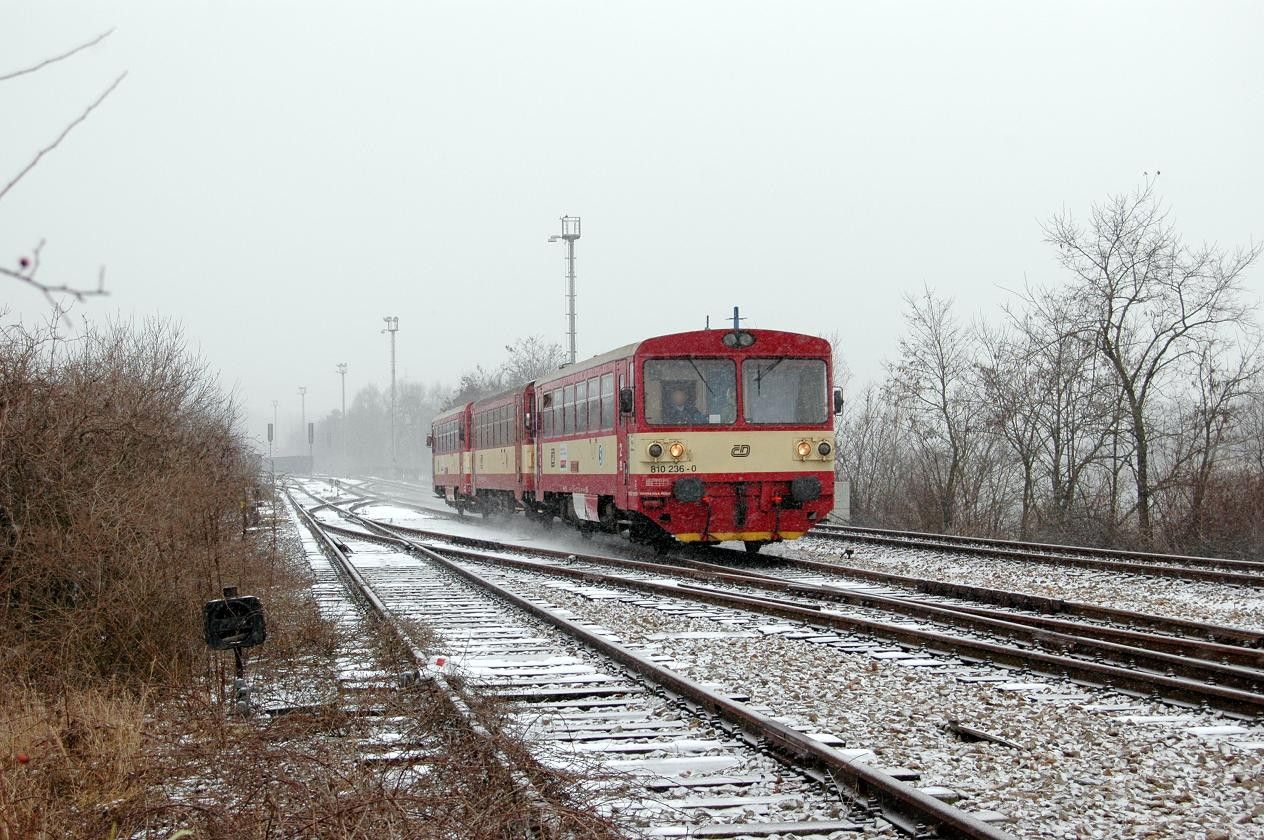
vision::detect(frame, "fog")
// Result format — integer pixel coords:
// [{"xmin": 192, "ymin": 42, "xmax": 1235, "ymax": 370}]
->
[{"xmin": 3, "ymin": 1, "xmax": 1261, "ymax": 455}]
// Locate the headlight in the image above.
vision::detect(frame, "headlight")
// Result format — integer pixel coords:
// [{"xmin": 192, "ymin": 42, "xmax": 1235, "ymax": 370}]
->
[
  {"xmin": 818, "ymin": 441, "xmax": 832, "ymax": 457},
  {"xmin": 796, "ymin": 440, "xmax": 812, "ymax": 458},
  {"xmin": 668, "ymin": 442, "xmax": 686, "ymax": 459},
  {"xmin": 648, "ymin": 443, "xmax": 663, "ymax": 458}
]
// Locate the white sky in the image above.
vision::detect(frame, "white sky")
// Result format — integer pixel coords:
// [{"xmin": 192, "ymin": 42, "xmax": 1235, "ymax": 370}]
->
[{"xmin": 3, "ymin": 1, "xmax": 1262, "ymax": 452}]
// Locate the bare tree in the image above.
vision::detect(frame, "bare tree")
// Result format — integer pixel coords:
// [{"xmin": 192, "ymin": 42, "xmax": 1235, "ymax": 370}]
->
[
  {"xmin": 837, "ymin": 382, "xmax": 908, "ymax": 524},
  {"xmin": 500, "ymin": 335, "xmax": 566, "ymax": 385},
  {"xmin": 1161, "ymin": 336, "xmax": 1262, "ymax": 544},
  {"xmin": 888, "ymin": 287, "xmax": 987, "ymax": 531},
  {"xmin": 1044, "ymin": 184, "xmax": 1261, "ymax": 542},
  {"xmin": 977, "ymin": 325, "xmax": 1044, "ymax": 536}
]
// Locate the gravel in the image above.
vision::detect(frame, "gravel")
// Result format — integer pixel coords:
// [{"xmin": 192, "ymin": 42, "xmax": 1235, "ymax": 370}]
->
[{"xmin": 493, "ymin": 568, "xmax": 1264, "ymax": 839}]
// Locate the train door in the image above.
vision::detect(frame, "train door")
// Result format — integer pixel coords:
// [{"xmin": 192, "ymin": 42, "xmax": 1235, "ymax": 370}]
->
[
  {"xmin": 533, "ymin": 388, "xmax": 545, "ymax": 493},
  {"xmin": 616, "ymin": 361, "xmax": 631, "ymax": 509},
  {"xmin": 461, "ymin": 406, "xmax": 473, "ymax": 497},
  {"xmin": 471, "ymin": 408, "xmax": 480, "ymax": 493}
]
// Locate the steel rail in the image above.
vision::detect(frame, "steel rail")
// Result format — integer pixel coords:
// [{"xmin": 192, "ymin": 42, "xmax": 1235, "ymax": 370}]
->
[
  {"xmin": 810, "ymin": 525, "xmax": 1264, "ymax": 587},
  {"xmin": 311, "ymin": 514, "xmax": 1264, "ymax": 676},
  {"xmin": 318, "ymin": 477, "xmax": 1264, "ymax": 648},
  {"xmin": 815, "ymin": 523, "xmax": 1264, "ymax": 573},
  {"xmin": 367, "ymin": 529, "xmax": 1264, "ymax": 716},
  {"xmin": 309, "ymin": 486, "xmax": 1264, "ymax": 701},
  {"xmin": 709, "ymin": 547, "xmax": 1264, "ymax": 647},
  {"xmin": 676, "ymin": 555, "xmax": 1264, "ymax": 670}
]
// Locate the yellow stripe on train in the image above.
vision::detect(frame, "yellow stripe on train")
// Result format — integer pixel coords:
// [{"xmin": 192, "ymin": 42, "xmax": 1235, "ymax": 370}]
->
[{"xmin": 674, "ymin": 531, "xmax": 808, "ymax": 542}]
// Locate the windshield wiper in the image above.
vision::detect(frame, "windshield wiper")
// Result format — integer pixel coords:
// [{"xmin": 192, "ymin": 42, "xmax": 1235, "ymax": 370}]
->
[
  {"xmin": 688, "ymin": 359, "xmax": 716, "ymax": 396},
  {"xmin": 753, "ymin": 359, "xmax": 784, "ymax": 392}
]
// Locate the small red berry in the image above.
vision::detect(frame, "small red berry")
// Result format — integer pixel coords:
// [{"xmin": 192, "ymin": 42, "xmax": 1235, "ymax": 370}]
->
[
  {"xmin": 16, "ymin": 753, "xmax": 29, "ymax": 764},
  {"xmin": 18, "ymin": 257, "xmax": 30, "ymax": 269},
  {"xmin": 435, "ymin": 656, "xmax": 446, "ymax": 667}
]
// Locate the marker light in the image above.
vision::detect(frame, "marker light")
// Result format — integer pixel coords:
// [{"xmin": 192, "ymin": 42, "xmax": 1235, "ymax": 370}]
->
[
  {"xmin": 648, "ymin": 443, "xmax": 663, "ymax": 458},
  {"xmin": 796, "ymin": 440, "xmax": 812, "ymax": 458},
  {"xmin": 669, "ymin": 442, "xmax": 686, "ymax": 459},
  {"xmin": 818, "ymin": 441, "xmax": 832, "ymax": 457}
]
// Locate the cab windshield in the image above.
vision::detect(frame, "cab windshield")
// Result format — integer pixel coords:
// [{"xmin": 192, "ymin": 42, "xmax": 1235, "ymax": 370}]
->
[
  {"xmin": 742, "ymin": 358, "xmax": 828, "ymax": 424},
  {"xmin": 644, "ymin": 358, "xmax": 736, "ymax": 425}
]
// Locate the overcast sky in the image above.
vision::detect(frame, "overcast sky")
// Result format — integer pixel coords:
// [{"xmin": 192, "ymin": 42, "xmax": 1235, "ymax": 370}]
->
[{"xmin": 3, "ymin": 1, "xmax": 1262, "ymax": 453}]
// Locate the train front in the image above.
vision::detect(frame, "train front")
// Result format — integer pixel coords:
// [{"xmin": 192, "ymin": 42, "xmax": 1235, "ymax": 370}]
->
[{"xmin": 627, "ymin": 329, "xmax": 840, "ymax": 550}]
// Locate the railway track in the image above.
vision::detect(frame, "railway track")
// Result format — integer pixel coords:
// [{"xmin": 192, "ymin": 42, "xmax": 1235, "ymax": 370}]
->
[
  {"xmin": 336, "ymin": 479, "xmax": 1264, "ymax": 645},
  {"xmin": 809, "ymin": 523, "xmax": 1264, "ymax": 588},
  {"xmin": 289, "ymin": 483, "xmax": 1015, "ymax": 839},
  {"xmin": 306, "ymin": 480, "xmax": 1264, "ymax": 715},
  {"xmin": 320, "ymin": 517, "xmax": 1264, "ymax": 718}
]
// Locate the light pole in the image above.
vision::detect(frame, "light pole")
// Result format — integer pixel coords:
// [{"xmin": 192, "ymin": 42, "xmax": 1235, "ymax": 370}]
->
[
  {"xmin": 336, "ymin": 362, "xmax": 348, "ymax": 475},
  {"xmin": 381, "ymin": 317, "xmax": 399, "ymax": 475},
  {"xmin": 297, "ymin": 386, "xmax": 307, "ymax": 472},
  {"xmin": 548, "ymin": 215, "xmax": 581, "ymax": 365},
  {"xmin": 269, "ymin": 398, "xmax": 278, "ymax": 504},
  {"xmin": 297, "ymin": 387, "xmax": 307, "ymax": 437}
]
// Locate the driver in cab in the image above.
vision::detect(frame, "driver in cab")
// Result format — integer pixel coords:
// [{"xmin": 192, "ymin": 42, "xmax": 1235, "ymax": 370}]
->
[{"xmin": 663, "ymin": 386, "xmax": 706, "ymax": 425}]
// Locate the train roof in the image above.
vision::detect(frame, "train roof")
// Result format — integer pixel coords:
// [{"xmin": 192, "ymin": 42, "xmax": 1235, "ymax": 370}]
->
[
  {"xmin": 471, "ymin": 382, "xmax": 532, "ymax": 411},
  {"xmin": 431, "ymin": 403, "xmax": 469, "ymax": 424},
  {"xmin": 532, "ymin": 329, "xmax": 830, "ymax": 389},
  {"xmin": 434, "ymin": 330, "xmax": 833, "ymax": 421}
]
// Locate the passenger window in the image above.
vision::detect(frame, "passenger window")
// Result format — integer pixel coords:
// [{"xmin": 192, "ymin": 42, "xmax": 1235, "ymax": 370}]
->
[
  {"xmin": 563, "ymin": 385, "xmax": 574, "ymax": 434},
  {"xmin": 600, "ymin": 373, "xmax": 614, "ymax": 429},
  {"xmin": 587, "ymin": 377, "xmax": 601, "ymax": 431},
  {"xmin": 575, "ymin": 380, "xmax": 587, "ymax": 433}
]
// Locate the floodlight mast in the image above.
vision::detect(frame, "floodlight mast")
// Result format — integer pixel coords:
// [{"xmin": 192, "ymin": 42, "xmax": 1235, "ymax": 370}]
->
[{"xmin": 549, "ymin": 215, "xmax": 581, "ymax": 365}]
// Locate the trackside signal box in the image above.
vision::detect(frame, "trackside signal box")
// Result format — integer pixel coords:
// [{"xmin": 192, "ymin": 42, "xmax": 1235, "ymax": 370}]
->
[{"xmin": 203, "ymin": 589, "xmax": 267, "ymax": 650}]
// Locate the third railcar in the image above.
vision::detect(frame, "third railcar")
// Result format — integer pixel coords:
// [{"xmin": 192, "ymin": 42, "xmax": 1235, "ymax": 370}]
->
[{"xmin": 428, "ymin": 328, "xmax": 841, "ymax": 552}]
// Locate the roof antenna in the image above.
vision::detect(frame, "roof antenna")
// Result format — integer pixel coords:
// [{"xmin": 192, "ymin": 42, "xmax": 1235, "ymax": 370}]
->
[{"xmin": 730, "ymin": 306, "xmax": 744, "ymax": 331}]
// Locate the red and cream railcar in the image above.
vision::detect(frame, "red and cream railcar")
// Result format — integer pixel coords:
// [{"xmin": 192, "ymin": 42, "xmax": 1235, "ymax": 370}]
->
[
  {"xmin": 531, "ymin": 328, "xmax": 839, "ymax": 550},
  {"xmin": 428, "ymin": 402, "xmax": 472, "ymax": 505},
  {"xmin": 430, "ymin": 328, "xmax": 840, "ymax": 551},
  {"xmin": 468, "ymin": 384, "xmax": 536, "ymax": 513}
]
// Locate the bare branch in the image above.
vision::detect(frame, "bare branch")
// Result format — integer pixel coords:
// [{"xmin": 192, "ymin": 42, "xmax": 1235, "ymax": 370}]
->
[
  {"xmin": 0, "ymin": 29, "xmax": 114, "ymax": 83},
  {"xmin": 2, "ymin": 239, "xmax": 108, "ymax": 327},
  {"xmin": 0, "ymin": 71, "xmax": 128, "ymax": 204}
]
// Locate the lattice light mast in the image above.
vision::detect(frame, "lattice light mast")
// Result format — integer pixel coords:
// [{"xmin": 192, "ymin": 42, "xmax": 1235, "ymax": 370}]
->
[{"xmin": 548, "ymin": 215, "xmax": 581, "ymax": 365}]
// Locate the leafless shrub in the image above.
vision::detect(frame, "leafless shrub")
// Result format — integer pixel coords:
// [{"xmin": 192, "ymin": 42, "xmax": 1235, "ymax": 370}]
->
[{"xmin": 0, "ymin": 316, "xmax": 258, "ymax": 687}]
